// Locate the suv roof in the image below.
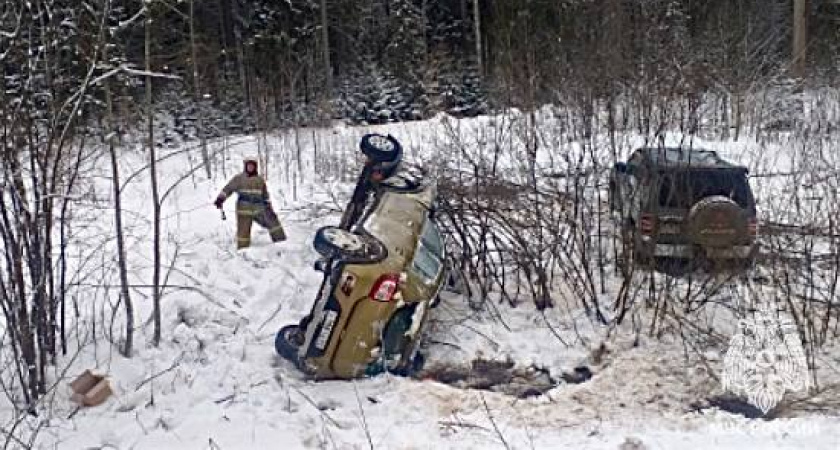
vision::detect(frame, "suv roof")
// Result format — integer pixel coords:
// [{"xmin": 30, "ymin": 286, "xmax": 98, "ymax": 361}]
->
[{"xmin": 632, "ymin": 147, "xmax": 746, "ymax": 172}]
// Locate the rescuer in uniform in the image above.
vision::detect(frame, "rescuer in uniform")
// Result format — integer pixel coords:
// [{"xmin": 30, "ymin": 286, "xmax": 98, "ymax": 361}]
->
[{"xmin": 215, "ymin": 157, "xmax": 286, "ymax": 249}]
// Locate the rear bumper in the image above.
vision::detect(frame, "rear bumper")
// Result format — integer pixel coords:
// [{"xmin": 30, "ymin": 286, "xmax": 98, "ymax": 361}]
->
[
  {"xmin": 298, "ymin": 269, "xmax": 396, "ymax": 379},
  {"xmin": 704, "ymin": 245, "xmax": 756, "ymax": 259},
  {"xmin": 652, "ymin": 244, "xmax": 693, "ymax": 258},
  {"xmin": 641, "ymin": 241, "xmax": 755, "ymax": 259}
]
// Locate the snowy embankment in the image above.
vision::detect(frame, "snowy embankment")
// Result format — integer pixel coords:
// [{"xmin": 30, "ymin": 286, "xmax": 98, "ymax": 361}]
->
[{"xmin": 2, "ymin": 114, "xmax": 840, "ymax": 449}]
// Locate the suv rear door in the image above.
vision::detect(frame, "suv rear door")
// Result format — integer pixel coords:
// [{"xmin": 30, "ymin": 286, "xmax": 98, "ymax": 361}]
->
[{"xmin": 656, "ymin": 169, "xmax": 755, "ymax": 213}]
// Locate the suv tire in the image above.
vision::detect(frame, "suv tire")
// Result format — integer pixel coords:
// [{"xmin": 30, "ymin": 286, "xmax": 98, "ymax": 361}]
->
[
  {"xmin": 618, "ymin": 224, "xmax": 651, "ymax": 276},
  {"xmin": 275, "ymin": 324, "xmax": 302, "ymax": 361},
  {"xmin": 686, "ymin": 196, "xmax": 747, "ymax": 249},
  {"xmin": 360, "ymin": 133, "xmax": 402, "ymax": 163}
]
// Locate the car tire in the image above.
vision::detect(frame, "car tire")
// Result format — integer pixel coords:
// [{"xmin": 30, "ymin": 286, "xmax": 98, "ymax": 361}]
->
[
  {"xmin": 735, "ymin": 257, "xmax": 755, "ymax": 273},
  {"xmin": 275, "ymin": 325, "xmax": 302, "ymax": 362},
  {"xmin": 655, "ymin": 257, "xmax": 693, "ymax": 277},
  {"xmin": 299, "ymin": 313, "xmax": 313, "ymax": 332},
  {"xmin": 442, "ymin": 263, "xmax": 469, "ymax": 295},
  {"xmin": 686, "ymin": 196, "xmax": 747, "ymax": 249},
  {"xmin": 380, "ymin": 307, "xmax": 418, "ymax": 374},
  {"xmin": 617, "ymin": 224, "xmax": 636, "ymax": 277},
  {"xmin": 360, "ymin": 133, "xmax": 402, "ymax": 163},
  {"xmin": 410, "ymin": 352, "xmax": 426, "ymax": 374},
  {"xmin": 313, "ymin": 226, "xmax": 386, "ymax": 262}
]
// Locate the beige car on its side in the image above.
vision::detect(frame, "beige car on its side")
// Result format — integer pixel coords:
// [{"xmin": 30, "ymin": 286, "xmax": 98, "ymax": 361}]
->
[{"xmin": 275, "ymin": 134, "xmax": 447, "ymax": 379}]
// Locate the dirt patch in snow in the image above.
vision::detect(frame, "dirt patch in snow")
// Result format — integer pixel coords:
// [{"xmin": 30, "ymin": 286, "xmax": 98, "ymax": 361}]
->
[{"xmin": 419, "ymin": 358, "xmax": 558, "ymax": 398}]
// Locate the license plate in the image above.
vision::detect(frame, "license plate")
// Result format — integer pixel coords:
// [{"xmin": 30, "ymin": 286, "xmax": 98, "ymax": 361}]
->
[
  {"xmin": 315, "ymin": 311, "xmax": 338, "ymax": 350},
  {"xmin": 660, "ymin": 223, "xmax": 680, "ymax": 234},
  {"xmin": 656, "ymin": 245, "xmax": 688, "ymax": 257},
  {"xmin": 707, "ymin": 248, "xmax": 743, "ymax": 258}
]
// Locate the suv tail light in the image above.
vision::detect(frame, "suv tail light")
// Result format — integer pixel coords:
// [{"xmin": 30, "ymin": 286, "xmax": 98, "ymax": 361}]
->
[
  {"xmin": 640, "ymin": 214, "xmax": 655, "ymax": 235},
  {"xmin": 748, "ymin": 218, "xmax": 758, "ymax": 237},
  {"xmin": 370, "ymin": 273, "xmax": 400, "ymax": 302}
]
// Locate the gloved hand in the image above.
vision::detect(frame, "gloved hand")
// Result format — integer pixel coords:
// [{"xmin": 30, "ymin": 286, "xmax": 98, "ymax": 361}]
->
[{"xmin": 214, "ymin": 196, "xmax": 224, "ymax": 209}]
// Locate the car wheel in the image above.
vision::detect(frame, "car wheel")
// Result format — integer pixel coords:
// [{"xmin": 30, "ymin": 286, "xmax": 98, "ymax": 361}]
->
[
  {"xmin": 313, "ymin": 226, "xmax": 385, "ymax": 261},
  {"xmin": 410, "ymin": 352, "xmax": 426, "ymax": 374},
  {"xmin": 708, "ymin": 256, "xmax": 754, "ymax": 274},
  {"xmin": 441, "ymin": 264, "xmax": 468, "ymax": 296},
  {"xmin": 380, "ymin": 307, "xmax": 417, "ymax": 374},
  {"xmin": 655, "ymin": 258, "xmax": 693, "ymax": 277},
  {"xmin": 617, "ymin": 224, "xmax": 635, "ymax": 277},
  {"xmin": 737, "ymin": 257, "xmax": 756, "ymax": 272},
  {"xmin": 275, "ymin": 324, "xmax": 302, "ymax": 362},
  {"xmin": 360, "ymin": 133, "xmax": 402, "ymax": 163},
  {"xmin": 686, "ymin": 196, "xmax": 747, "ymax": 249},
  {"xmin": 299, "ymin": 314, "xmax": 313, "ymax": 332}
]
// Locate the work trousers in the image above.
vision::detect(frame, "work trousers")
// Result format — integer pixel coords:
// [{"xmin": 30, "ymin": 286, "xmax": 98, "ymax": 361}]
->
[{"xmin": 236, "ymin": 207, "xmax": 286, "ymax": 249}]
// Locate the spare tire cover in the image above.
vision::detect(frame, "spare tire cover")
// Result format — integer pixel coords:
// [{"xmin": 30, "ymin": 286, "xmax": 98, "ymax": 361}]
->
[{"xmin": 685, "ymin": 195, "xmax": 747, "ymax": 248}]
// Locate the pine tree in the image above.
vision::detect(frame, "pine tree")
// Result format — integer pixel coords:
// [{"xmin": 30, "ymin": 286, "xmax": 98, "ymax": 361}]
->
[
  {"xmin": 452, "ymin": 61, "xmax": 488, "ymax": 117},
  {"xmin": 337, "ymin": 59, "xmax": 407, "ymax": 124}
]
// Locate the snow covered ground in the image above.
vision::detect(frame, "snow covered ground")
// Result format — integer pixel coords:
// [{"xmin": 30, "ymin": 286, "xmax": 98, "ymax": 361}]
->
[{"xmin": 2, "ymin": 115, "xmax": 840, "ymax": 449}]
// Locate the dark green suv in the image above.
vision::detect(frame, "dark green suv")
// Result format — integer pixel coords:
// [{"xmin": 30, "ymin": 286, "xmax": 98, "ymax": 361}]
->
[{"xmin": 609, "ymin": 147, "xmax": 758, "ymax": 275}]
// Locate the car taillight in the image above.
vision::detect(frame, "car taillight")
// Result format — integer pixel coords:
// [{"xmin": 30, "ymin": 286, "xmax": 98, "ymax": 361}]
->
[
  {"xmin": 640, "ymin": 214, "xmax": 655, "ymax": 235},
  {"xmin": 748, "ymin": 218, "xmax": 758, "ymax": 236},
  {"xmin": 370, "ymin": 273, "xmax": 400, "ymax": 302}
]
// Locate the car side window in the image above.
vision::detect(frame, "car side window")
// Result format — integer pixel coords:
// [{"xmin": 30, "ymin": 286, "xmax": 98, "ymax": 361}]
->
[
  {"xmin": 627, "ymin": 172, "xmax": 638, "ymax": 193},
  {"xmin": 412, "ymin": 220, "xmax": 444, "ymax": 282},
  {"xmin": 624, "ymin": 168, "xmax": 644, "ymax": 215},
  {"xmin": 420, "ymin": 220, "xmax": 443, "ymax": 257},
  {"xmin": 658, "ymin": 174, "xmax": 684, "ymax": 208}
]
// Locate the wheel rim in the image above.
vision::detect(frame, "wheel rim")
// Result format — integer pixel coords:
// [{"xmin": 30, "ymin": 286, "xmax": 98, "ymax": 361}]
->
[
  {"xmin": 369, "ymin": 135, "xmax": 395, "ymax": 153},
  {"xmin": 282, "ymin": 327, "xmax": 301, "ymax": 346},
  {"xmin": 323, "ymin": 228, "xmax": 365, "ymax": 252}
]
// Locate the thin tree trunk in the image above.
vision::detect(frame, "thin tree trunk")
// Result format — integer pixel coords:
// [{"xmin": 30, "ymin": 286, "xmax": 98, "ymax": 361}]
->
[
  {"xmin": 13, "ymin": 221, "xmax": 38, "ymax": 403},
  {"xmin": 217, "ymin": 0, "xmax": 229, "ymax": 75},
  {"xmin": 231, "ymin": 0, "xmax": 251, "ymax": 115},
  {"xmin": 146, "ymin": 10, "xmax": 163, "ymax": 347},
  {"xmin": 190, "ymin": 0, "xmax": 211, "ymax": 179},
  {"xmin": 28, "ymin": 149, "xmax": 48, "ymax": 394},
  {"xmin": 20, "ymin": 136, "xmax": 48, "ymax": 396},
  {"xmin": 1, "ymin": 170, "xmax": 38, "ymax": 405},
  {"xmin": 105, "ymin": 66, "xmax": 134, "ymax": 357},
  {"xmin": 473, "ymin": 0, "xmax": 483, "ymax": 77},
  {"xmin": 420, "ymin": 0, "xmax": 429, "ymax": 69},
  {"xmin": 792, "ymin": 0, "xmax": 808, "ymax": 78},
  {"xmin": 320, "ymin": 0, "xmax": 332, "ymax": 100},
  {"xmin": 57, "ymin": 138, "xmax": 86, "ymax": 356}
]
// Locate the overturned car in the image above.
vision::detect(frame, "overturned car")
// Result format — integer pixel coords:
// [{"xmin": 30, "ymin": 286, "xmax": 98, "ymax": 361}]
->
[{"xmin": 275, "ymin": 134, "xmax": 446, "ymax": 379}]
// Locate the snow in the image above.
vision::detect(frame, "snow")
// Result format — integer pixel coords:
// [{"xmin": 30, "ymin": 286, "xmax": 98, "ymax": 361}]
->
[{"xmin": 2, "ymin": 115, "xmax": 840, "ymax": 449}]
